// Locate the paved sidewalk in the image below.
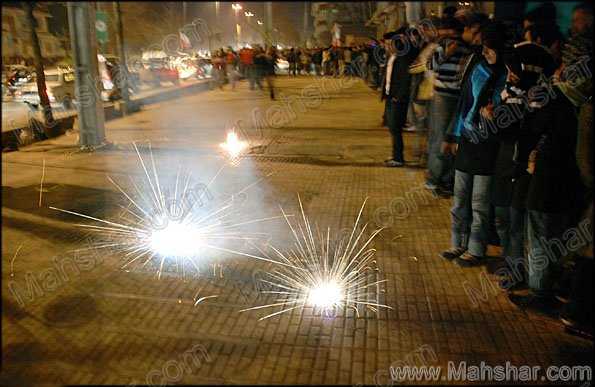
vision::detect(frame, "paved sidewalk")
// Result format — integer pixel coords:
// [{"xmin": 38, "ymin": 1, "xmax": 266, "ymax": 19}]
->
[{"xmin": 2, "ymin": 75, "xmax": 592, "ymax": 386}]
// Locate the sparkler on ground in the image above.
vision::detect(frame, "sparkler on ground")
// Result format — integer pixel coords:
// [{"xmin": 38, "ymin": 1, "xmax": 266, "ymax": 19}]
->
[
  {"xmin": 219, "ymin": 129, "xmax": 249, "ymax": 165},
  {"xmin": 241, "ymin": 196, "xmax": 392, "ymax": 320},
  {"xmin": 49, "ymin": 141, "xmax": 293, "ymax": 280}
]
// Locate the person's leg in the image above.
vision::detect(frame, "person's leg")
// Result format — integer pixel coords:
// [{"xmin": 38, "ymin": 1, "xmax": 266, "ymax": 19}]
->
[
  {"xmin": 494, "ymin": 206, "xmax": 512, "ymax": 258},
  {"xmin": 468, "ymin": 175, "xmax": 492, "ymax": 258},
  {"xmin": 395, "ymin": 99, "xmax": 408, "ymax": 162},
  {"xmin": 267, "ymin": 76, "xmax": 275, "ymax": 100},
  {"xmin": 384, "ymin": 99, "xmax": 396, "ymax": 160},
  {"xmin": 439, "ymin": 96, "xmax": 458, "ymax": 189},
  {"xmin": 509, "ymin": 207, "xmax": 526, "ymax": 262},
  {"xmin": 426, "ymin": 94, "xmax": 454, "ymax": 187},
  {"xmin": 426, "ymin": 97, "xmax": 443, "ymax": 187},
  {"xmin": 385, "ymin": 99, "xmax": 407, "ymax": 164},
  {"xmin": 526, "ymin": 210, "xmax": 573, "ymax": 297},
  {"xmin": 255, "ymin": 71, "xmax": 263, "ymax": 90},
  {"xmin": 248, "ymin": 66, "xmax": 255, "ymax": 90},
  {"xmin": 562, "ymin": 256, "xmax": 593, "ymax": 335},
  {"xmin": 449, "ymin": 170, "xmax": 473, "ymax": 253}
]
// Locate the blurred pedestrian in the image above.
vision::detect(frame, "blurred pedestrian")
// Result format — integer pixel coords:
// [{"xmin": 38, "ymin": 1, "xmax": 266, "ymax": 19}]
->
[
  {"xmin": 381, "ymin": 28, "xmax": 420, "ymax": 167},
  {"xmin": 264, "ymin": 46, "xmax": 278, "ymax": 100}
]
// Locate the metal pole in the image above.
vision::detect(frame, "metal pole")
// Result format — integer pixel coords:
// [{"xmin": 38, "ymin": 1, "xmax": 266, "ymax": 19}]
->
[
  {"xmin": 265, "ymin": 2, "xmax": 273, "ymax": 46},
  {"xmin": 67, "ymin": 1, "xmax": 106, "ymax": 147},
  {"xmin": 113, "ymin": 1, "xmax": 129, "ymax": 115},
  {"xmin": 303, "ymin": 2, "xmax": 308, "ymax": 46}
]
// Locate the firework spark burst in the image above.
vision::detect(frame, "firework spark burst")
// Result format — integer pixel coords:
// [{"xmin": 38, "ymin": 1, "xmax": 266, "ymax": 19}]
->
[
  {"xmin": 219, "ymin": 129, "xmax": 249, "ymax": 165},
  {"xmin": 241, "ymin": 196, "xmax": 392, "ymax": 320},
  {"xmin": 50, "ymin": 141, "xmax": 293, "ymax": 280}
]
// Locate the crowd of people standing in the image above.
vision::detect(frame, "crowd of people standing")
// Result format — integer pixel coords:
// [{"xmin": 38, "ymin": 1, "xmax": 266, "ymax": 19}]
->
[
  {"xmin": 201, "ymin": 4, "xmax": 592, "ymax": 338},
  {"xmin": 378, "ymin": 3, "xmax": 592, "ymax": 338},
  {"xmin": 207, "ymin": 41, "xmax": 390, "ymax": 98}
]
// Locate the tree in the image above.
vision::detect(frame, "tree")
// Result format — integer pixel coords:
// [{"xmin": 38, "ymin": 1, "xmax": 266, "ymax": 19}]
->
[
  {"xmin": 119, "ymin": 3, "xmax": 184, "ymax": 53},
  {"xmin": 24, "ymin": 1, "xmax": 55, "ymax": 132}
]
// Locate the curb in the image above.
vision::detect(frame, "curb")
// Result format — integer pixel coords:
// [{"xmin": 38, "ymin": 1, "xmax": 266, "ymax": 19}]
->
[{"xmin": 1, "ymin": 80, "xmax": 211, "ymax": 152}]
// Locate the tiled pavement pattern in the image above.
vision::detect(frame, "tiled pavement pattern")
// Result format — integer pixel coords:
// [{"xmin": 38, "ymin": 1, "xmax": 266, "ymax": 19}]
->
[{"xmin": 2, "ymin": 76, "xmax": 592, "ymax": 386}]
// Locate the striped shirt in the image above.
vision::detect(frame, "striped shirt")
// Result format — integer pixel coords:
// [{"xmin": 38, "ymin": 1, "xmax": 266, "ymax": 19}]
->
[{"xmin": 428, "ymin": 37, "xmax": 472, "ymax": 97}]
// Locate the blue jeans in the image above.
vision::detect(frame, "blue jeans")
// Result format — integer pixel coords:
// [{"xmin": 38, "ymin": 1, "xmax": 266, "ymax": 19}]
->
[
  {"xmin": 451, "ymin": 170, "xmax": 492, "ymax": 256},
  {"xmin": 494, "ymin": 206, "xmax": 526, "ymax": 261},
  {"xmin": 527, "ymin": 210, "xmax": 573, "ymax": 296},
  {"xmin": 427, "ymin": 94, "xmax": 457, "ymax": 187}
]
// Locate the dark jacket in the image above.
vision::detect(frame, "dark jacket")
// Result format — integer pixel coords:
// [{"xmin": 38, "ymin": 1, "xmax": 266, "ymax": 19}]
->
[
  {"xmin": 380, "ymin": 42, "xmax": 419, "ymax": 102},
  {"xmin": 526, "ymin": 86, "xmax": 583, "ymax": 213},
  {"xmin": 490, "ymin": 42, "xmax": 557, "ymax": 208}
]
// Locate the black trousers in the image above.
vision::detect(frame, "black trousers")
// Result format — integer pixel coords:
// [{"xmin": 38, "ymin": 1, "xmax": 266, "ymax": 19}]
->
[
  {"xmin": 385, "ymin": 98, "xmax": 409, "ymax": 162},
  {"xmin": 564, "ymin": 257, "xmax": 593, "ymax": 326}
]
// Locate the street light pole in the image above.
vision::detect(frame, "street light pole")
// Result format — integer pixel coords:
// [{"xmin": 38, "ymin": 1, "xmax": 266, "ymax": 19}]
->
[
  {"xmin": 232, "ymin": 4, "xmax": 242, "ymax": 48},
  {"xmin": 265, "ymin": 2, "xmax": 273, "ymax": 45},
  {"xmin": 113, "ymin": 1, "xmax": 129, "ymax": 115},
  {"xmin": 67, "ymin": 1, "xmax": 106, "ymax": 147}
]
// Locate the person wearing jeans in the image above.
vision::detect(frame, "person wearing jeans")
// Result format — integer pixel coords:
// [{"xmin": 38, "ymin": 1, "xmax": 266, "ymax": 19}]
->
[
  {"xmin": 426, "ymin": 94, "xmax": 457, "ymax": 190},
  {"xmin": 451, "ymin": 171, "xmax": 492, "ymax": 257},
  {"xmin": 425, "ymin": 15, "xmax": 479, "ymax": 193},
  {"xmin": 490, "ymin": 27, "xmax": 557, "ymax": 286},
  {"xmin": 508, "ymin": 84, "xmax": 583, "ymax": 311},
  {"xmin": 440, "ymin": 20, "xmax": 507, "ymax": 266},
  {"xmin": 494, "ymin": 207, "xmax": 526, "ymax": 264}
]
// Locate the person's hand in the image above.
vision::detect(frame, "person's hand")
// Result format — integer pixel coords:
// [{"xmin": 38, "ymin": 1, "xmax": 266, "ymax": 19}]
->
[
  {"xmin": 506, "ymin": 66, "xmax": 520, "ymax": 84},
  {"xmin": 440, "ymin": 141, "xmax": 449, "ymax": 155},
  {"xmin": 527, "ymin": 150, "xmax": 537, "ymax": 174},
  {"xmin": 480, "ymin": 102, "xmax": 494, "ymax": 120},
  {"xmin": 440, "ymin": 141, "xmax": 458, "ymax": 156},
  {"xmin": 445, "ymin": 40, "xmax": 459, "ymax": 58}
]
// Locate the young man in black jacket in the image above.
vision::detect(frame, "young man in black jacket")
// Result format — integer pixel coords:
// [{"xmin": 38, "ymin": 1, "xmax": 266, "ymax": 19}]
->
[
  {"xmin": 490, "ymin": 23, "xmax": 557, "ymax": 288},
  {"xmin": 507, "ymin": 80, "xmax": 583, "ymax": 311},
  {"xmin": 381, "ymin": 28, "xmax": 420, "ymax": 167},
  {"xmin": 508, "ymin": 5, "xmax": 590, "ymax": 313}
]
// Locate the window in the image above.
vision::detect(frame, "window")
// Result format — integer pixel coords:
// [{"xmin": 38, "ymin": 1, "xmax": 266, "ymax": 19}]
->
[
  {"xmin": 2, "ymin": 15, "xmax": 16, "ymax": 33},
  {"xmin": 63, "ymin": 72, "xmax": 75, "ymax": 82}
]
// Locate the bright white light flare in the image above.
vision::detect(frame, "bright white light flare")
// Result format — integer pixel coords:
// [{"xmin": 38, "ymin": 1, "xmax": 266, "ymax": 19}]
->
[
  {"xmin": 241, "ymin": 196, "xmax": 392, "ymax": 320},
  {"xmin": 220, "ymin": 131, "xmax": 248, "ymax": 161},
  {"xmin": 149, "ymin": 221, "xmax": 203, "ymax": 258},
  {"xmin": 308, "ymin": 280, "xmax": 343, "ymax": 308}
]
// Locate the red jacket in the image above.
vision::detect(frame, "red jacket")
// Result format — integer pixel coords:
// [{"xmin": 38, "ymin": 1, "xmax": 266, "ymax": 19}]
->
[{"xmin": 239, "ymin": 49, "xmax": 253, "ymax": 65}]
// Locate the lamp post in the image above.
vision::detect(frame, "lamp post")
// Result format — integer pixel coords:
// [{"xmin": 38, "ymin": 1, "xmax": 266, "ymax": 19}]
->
[{"xmin": 232, "ymin": 3, "xmax": 242, "ymax": 48}]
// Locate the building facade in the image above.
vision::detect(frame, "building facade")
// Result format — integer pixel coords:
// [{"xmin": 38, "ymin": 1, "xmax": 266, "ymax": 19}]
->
[
  {"xmin": 2, "ymin": 3, "xmax": 67, "ymax": 65},
  {"xmin": 311, "ymin": 2, "xmax": 376, "ymax": 47},
  {"xmin": 366, "ymin": 1, "xmax": 496, "ymax": 40}
]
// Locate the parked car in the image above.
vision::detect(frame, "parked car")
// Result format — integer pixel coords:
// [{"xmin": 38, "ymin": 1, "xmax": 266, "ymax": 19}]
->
[
  {"xmin": 139, "ymin": 59, "xmax": 180, "ymax": 87},
  {"xmin": 4, "ymin": 65, "xmax": 33, "ymax": 97},
  {"xmin": 15, "ymin": 68, "xmax": 76, "ymax": 109}
]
